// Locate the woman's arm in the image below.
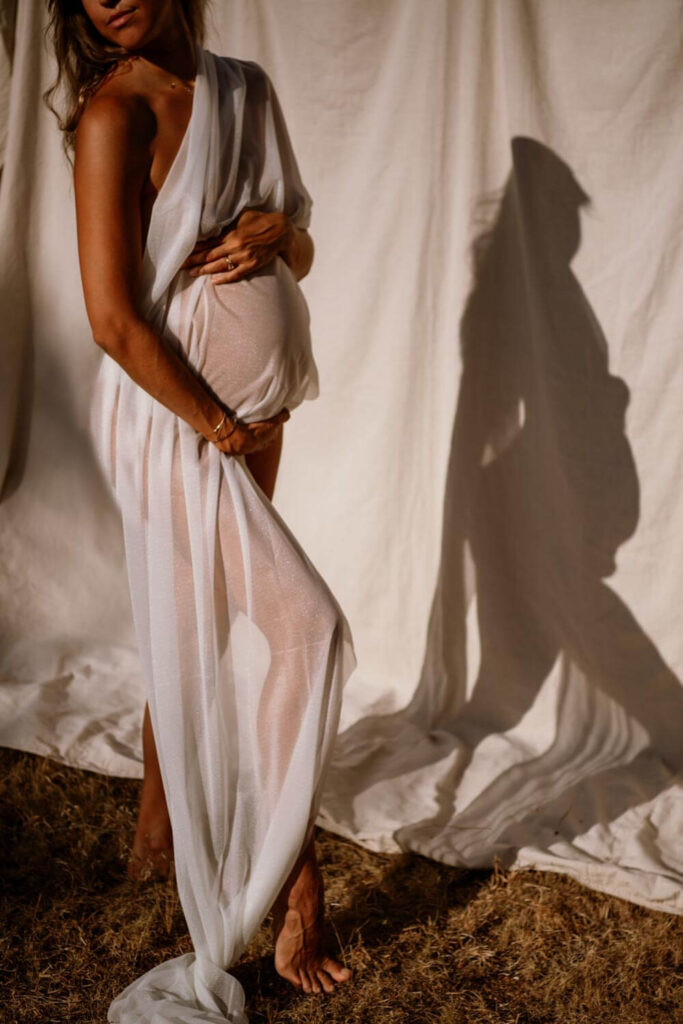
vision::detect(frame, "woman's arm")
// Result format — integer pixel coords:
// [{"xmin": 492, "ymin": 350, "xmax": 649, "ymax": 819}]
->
[{"xmin": 74, "ymin": 94, "xmax": 286, "ymax": 452}]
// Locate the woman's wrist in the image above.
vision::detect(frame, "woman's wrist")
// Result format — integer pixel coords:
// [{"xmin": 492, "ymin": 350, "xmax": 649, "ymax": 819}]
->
[
  {"xmin": 212, "ymin": 410, "xmax": 239, "ymax": 442},
  {"xmin": 197, "ymin": 399, "xmax": 239, "ymax": 441}
]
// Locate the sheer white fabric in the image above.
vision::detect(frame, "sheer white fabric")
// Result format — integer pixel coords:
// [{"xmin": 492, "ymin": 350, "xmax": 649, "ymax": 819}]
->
[{"xmin": 91, "ymin": 46, "xmax": 356, "ymax": 1023}]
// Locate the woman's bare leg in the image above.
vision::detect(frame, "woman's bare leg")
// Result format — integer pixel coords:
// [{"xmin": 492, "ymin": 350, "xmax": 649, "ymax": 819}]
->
[
  {"xmin": 246, "ymin": 433, "xmax": 352, "ymax": 993},
  {"xmin": 128, "ymin": 702, "xmax": 175, "ymax": 879},
  {"xmin": 271, "ymin": 829, "xmax": 353, "ymax": 994},
  {"xmin": 129, "ymin": 427, "xmax": 285, "ymax": 880}
]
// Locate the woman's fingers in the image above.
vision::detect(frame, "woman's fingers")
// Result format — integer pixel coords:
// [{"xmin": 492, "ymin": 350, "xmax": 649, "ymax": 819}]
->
[
  {"xmin": 189, "ymin": 247, "xmax": 279, "ymax": 282},
  {"xmin": 236, "ymin": 413, "xmax": 288, "ymax": 451},
  {"xmin": 181, "ymin": 212, "xmax": 291, "ymax": 273},
  {"xmin": 213, "ymin": 430, "xmax": 269, "ymax": 457},
  {"xmin": 202, "ymin": 256, "xmax": 261, "ymax": 285},
  {"xmin": 212, "ymin": 415, "xmax": 288, "ymax": 456},
  {"xmin": 180, "ymin": 236, "xmax": 223, "ymax": 268},
  {"xmin": 185, "ymin": 239, "xmax": 280, "ymax": 279},
  {"xmin": 248, "ymin": 408, "xmax": 290, "ymax": 431},
  {"xmin": 183, "ymin": 227, "xmax": 248, "ymax": 270},
  {"xmin": 187, "ymin": 247, "xmax": 243, "ymax": 275},
  {"xmin": 247, "ymin": 426, "xmax": 280, "ymax": 449}
]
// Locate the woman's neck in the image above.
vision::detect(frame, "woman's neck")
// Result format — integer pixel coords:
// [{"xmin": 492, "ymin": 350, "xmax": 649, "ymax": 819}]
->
[{"xmin": 131, "ymin": 23, "xmax": 197, "ymax": 82}]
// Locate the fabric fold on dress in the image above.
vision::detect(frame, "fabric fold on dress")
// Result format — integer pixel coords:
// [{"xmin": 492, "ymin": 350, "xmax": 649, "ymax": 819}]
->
[{"xmin": 91, "ymin": 45, "xmax": 356, "ymax": 1023}]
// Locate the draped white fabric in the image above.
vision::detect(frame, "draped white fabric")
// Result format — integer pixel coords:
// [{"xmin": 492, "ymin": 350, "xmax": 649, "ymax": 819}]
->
[
  {"xmin": 93, "ymin": 46, "xmax": 355, "ymax": 1022},
  {"xmin": 1, "ymin": 0, "xmax": 683, "ymax": 968}
]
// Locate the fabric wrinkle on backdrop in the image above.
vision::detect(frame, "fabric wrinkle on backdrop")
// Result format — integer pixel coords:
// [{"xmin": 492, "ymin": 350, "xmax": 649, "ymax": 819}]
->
[{"xmin": 1, "ymin": 0, "xmax": 682, "ymax": 939}]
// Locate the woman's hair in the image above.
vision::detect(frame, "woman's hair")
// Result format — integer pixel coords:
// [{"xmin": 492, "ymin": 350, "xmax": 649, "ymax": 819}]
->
[{"xmin": 43, "ymin": 0, "xmax": 207, "ymax": 155}]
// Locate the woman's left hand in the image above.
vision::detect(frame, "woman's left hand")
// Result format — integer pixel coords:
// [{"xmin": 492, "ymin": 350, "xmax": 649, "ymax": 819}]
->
[{"xmin": 181, "ymin": 209, "xmax": 294, "ymax": 284}]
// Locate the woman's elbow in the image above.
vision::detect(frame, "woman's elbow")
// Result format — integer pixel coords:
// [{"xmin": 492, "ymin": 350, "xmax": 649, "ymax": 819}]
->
[{"xmin": 89, "ymin": 311, "xmax": 139, "ymax": 358}]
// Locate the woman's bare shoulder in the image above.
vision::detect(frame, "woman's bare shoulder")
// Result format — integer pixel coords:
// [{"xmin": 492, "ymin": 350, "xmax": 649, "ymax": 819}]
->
[{"xmin": 76, "ymin": 62, "xmax": 155, "ymax": 154}]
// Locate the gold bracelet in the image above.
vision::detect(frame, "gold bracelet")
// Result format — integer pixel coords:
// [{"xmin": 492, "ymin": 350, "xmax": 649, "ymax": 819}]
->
[
  {"xmin": 210, "ymin": 407, "xmax": 239, "ymax": 442},
  {"xmin": 211, "ymin": 412, "xmax": 227, "ymax": 436},
  {"xmin": 211, "ymin": 410, "xmax": 237, "ymax": 434}
]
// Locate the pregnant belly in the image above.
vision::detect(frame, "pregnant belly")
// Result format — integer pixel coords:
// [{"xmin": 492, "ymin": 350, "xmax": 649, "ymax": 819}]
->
[{"xmin": 170, "ymin": 255, "xmax": 319, "ymax": 424}]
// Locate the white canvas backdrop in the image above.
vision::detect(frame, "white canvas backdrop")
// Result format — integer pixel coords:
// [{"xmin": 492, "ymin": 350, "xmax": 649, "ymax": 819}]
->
[{"xmin": 1, "ymin": 0, "xmax": 682, "ymax": 915}]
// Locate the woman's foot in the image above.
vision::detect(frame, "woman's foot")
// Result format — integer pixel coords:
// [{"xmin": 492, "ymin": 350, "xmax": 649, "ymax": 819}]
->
[{"xmin": 271, "ymin": 833, "xmax": 353, "ymax": 994}]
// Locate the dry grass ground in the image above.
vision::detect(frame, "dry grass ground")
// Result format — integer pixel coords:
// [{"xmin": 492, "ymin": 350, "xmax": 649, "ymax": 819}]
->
[{"xmin": 1, "ymin": 747, "xmax": 681, "ymax": 1024}]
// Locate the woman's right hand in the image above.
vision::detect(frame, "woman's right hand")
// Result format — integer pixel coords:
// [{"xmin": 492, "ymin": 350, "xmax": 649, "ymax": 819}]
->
[{"xmin": 212, "ymin": 407, "xmax": 290, "ymax": 456}]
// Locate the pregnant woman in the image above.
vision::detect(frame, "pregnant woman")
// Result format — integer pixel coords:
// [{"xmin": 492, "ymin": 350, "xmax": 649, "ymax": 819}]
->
[{"xmin": 45, "ymin": 0, "xmax": 356, "ymax": 1020}]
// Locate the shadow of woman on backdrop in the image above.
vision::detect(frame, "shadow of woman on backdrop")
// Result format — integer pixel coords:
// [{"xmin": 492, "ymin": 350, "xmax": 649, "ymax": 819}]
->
[{"xmin": 324, "ymin": 137, "xmax": 683, "ymax": 866}]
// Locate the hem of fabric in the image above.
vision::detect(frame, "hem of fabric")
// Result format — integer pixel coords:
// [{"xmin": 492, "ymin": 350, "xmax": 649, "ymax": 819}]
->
[
  {"xmin": 0, "ymin": 739, "xmax": 144, "ymax": 780},
  {"xmin": 314, "ymin": 810, "xmax": 683, "ymax": 917}
]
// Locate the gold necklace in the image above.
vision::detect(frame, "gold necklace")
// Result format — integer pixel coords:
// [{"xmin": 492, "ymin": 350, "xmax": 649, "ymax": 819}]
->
[
  {"xmin": 138, "ymin": 56, "xmax": 195, "ymax": 95},
  {"xmin": 167, "ymin": 76, "xmax": 194, "ymax": 95}
]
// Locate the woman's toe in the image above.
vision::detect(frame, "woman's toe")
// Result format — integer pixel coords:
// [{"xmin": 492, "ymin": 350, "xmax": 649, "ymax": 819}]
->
[
  {"xmin": 324, "ymin": 957, "xmax": 352, "ymax": 982},
  {"xmin": 299, "ymin": 969, "xmax": 312, "ymax": 994},
  {"xmin": 316, "ymin": 968, "xmax": 335, "ymax": 994}
]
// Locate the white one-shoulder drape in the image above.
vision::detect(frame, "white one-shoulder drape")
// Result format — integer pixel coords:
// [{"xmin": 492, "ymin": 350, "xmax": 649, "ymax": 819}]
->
[{"xmin": 90, "ymin": 47, "xmax": 356, "ymax": 1023}]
